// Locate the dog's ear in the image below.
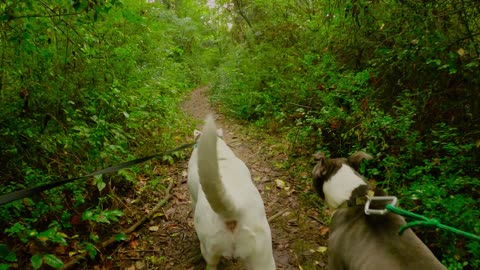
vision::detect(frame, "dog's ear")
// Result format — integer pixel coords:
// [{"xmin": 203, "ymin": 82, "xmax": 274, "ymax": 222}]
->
[
  {"xmin": 312, "ymin": 152, "xmax": 328, "ymax": 179},
  {"xmin": 312, "ymin": 152, "xmax": 328, "ymax": 198},
  {"xmin": 348, "ymin": 151, "xmax": 372, "ymax": 171},
  {"xmin": 216, "ymin": 128, "xmax": 223, "ymax": 138},
  {"xmin": 194, "ymin": 130, "xmax": 202, "ymax": 142}
]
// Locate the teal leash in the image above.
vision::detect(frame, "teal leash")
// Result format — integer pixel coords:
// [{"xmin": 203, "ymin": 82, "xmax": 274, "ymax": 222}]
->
[{"xmin": 385, "ymin": 204, "xmax": 480, "ymax": 241}]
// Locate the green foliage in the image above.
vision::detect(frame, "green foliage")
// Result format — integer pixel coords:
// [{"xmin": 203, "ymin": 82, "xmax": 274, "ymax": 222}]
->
[
  {"xmin": 0, "ymin": 244, "xmax": 16, "ymax": 265},
  {"xmin": 209, "ymin": 0, "xmax": 479, "ymax": 268},
  {"xmin": 31, "ymin": 253, "xmax": 64, "ymax": 269},
  {"xmin": 82, "ymin": 208, "xmax": 123, "ymax": 224},
  {"xmin": 1, "ymin": 0, "xmax": 478, "ymax": 268},
  {"xmin": 80, "ymin": 242, "xmax": 98, "ymax": 259},
  {"xmin": 0, "ymin": 0, "xmax": 214, "ymax": 268}
]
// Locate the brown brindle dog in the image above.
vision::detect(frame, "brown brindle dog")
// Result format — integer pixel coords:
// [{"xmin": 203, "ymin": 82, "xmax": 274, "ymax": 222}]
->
[{"xmin": 312, "ymin": 151, "xmax": 446, "ymax": 270}]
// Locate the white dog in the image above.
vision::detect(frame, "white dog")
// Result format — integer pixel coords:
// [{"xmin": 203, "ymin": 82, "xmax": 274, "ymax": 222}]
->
[{"xmin": 187, "ymin": 115, "xmax": 276, "ymax": 270}]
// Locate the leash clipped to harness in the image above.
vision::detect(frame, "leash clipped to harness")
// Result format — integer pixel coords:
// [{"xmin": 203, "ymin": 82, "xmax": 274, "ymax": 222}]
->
[
  {"xmin": 364, "ymin": 196, "xmax": 398, "ymax": 215},
  {"xmin": 364, "ymin": 195, "xmax": 480, "ymax": 241}
]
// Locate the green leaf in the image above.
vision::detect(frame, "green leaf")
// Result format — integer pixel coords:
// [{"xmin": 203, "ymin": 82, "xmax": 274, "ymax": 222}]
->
[
  {"xmin": 108, "ymin": 209, "xmax": 124, "ymax": 217},
  {"xmin": 114, "ymin": 233, "xmax": 127, "ymax": 241},
  {"xmin": 93, "ymin": 175, "xmax": 106, "ymax": 192},
  {"xmin": 31, "ymin": 254, "xmax": 43, "ymax": 269},
  {"xmin": 43, "ymin": 254, "xmax": 64, "ymax": 269},
  {"xmin": 25, "ymin": 129, "xmax": 33, "ymax": 138},
  {"xmin": 0, "ymin": 244, "xmax": 16, "ymax": 262},
  {"xmin": 36, "ymin": 228, "xmax": 68, "ymax": 245},
  {"xmin": 89, "ymin": 233, "xmax": 100, "ymax": 242},
  {"xmin": 97, "ymin": 181, "xmax": 106, "ymax": 192},
  {"xmin": 83, "ymin": 242, "xmax": 98, "ymax": 259},
  {"xmin": 82, "ymin": 210, "xmax": 94, "ymax": 221},
  {"xmin": 0, "ymin": 263, "xmax": 11, "ymax": 270},
  {"xmin": 465, "ymin": 61, "xmax": 479, "ymax": 68}
]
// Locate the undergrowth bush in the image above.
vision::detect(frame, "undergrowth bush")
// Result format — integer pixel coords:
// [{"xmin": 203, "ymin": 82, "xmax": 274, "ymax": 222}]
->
[
  {"xmin": 211, "ymin": 32, "xmax": 479, "ymax": 270},
  {"xmin": 0, "ymin": 0, "xmax": 212, "ymax": 268}
]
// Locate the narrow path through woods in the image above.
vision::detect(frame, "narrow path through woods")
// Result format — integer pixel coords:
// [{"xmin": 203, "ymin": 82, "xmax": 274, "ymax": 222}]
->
[{"xmin": 111, "ymin": 87, "xmax": 328, "ymax": 270}]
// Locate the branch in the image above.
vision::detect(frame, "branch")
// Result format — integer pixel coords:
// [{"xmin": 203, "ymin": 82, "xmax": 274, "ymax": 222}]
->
[
  {"xmin": 6, "ymin": 13, "xmax": 81, "ymax": 20},
  {"xmin": 232, "ymin": 0, "xmax": 252, "ymax": 28},
  {"xmin": 62, "ymin": 177, "xmax": 176, "ymax": 269},
  {"xmin": 268, "ymin": 208, "xmax": 290, "ymax": 222}
]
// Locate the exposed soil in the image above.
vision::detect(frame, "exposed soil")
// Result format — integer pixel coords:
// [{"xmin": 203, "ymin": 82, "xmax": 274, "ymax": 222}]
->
[{"xmin": 108, "ymin": 87, "xmax": 328, "ymax": 270}]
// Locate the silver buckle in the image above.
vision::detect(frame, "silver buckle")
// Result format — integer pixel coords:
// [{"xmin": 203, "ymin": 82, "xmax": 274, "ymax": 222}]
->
[{"xmin": 364, "ymin": 196, "xmax": 398, "ymax": 215}]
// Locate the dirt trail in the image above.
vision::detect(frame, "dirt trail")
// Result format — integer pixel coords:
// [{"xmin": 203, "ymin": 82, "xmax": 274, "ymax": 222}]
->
[{"xmin": 111, "ymin": 87, "xmax": 328, "ymax": 269}]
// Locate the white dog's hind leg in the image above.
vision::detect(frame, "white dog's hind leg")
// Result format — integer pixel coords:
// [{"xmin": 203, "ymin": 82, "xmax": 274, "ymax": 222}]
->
[
  {"xmin": 244, "ymin": 250, "xmax": 276, "ymax": 270},
  {"xmin": 200, "ymin": 241, "xmax": 220, "ymax": 270}
]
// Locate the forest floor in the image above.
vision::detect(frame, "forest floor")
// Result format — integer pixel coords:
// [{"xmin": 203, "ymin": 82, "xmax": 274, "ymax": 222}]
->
[{"xmin": 108, "ymin": 86, "xmax": 329, "ymax": 270}]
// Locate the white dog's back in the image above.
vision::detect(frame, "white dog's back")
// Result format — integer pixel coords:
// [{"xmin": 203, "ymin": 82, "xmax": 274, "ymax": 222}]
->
[{"xmin": 188, "ymin": 115, "xmax": 275, "ymax": 270}]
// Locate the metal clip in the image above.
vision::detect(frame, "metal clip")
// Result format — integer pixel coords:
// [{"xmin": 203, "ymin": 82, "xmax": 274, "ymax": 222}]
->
[{"xmin": 364, "ymin": 196, "xmax": 398, "ymax": 215}]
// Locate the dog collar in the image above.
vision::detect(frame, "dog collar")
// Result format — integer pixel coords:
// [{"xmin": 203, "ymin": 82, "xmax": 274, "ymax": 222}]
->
[{"xmin": 337, "ymin": 190, "xmax": 375, "ymax": 209}]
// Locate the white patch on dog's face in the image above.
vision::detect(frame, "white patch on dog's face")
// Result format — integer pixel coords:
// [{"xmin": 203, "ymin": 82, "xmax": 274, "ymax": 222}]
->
[{"xmin": 323, "ymin": 164, "xmax": 366, "ymax": 210}]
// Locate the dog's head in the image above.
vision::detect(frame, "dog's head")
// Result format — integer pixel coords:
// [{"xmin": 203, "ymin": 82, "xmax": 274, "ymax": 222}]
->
[
  {"xmin": 312, "ymin": 151, "xmax": 372, "ymax": 210},
  {"xmin": 193, "ymin": 128, "xmax": 223, "ymax": 143}
]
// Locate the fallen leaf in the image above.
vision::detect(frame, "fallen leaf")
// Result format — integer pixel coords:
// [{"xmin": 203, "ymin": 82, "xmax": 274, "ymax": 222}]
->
[
  {"xmin": 135, "ymin": 261, "xmax": 146, "ymax": 270},
  {"xmin": 54, "ymin": 245, "xmax": 68, "ymax": 255},
  {"xmin": 457, "ymin": 48, "xmax": 465, "ymax": 56},
  {"xmin": 165, "ymin": 207, "xmax": 176, "ymax": 217},
  {"xmin": 316, "ymin": 246, "xmax": 328, "ymax": 253},
  {"xmin": 319, "ymin": 226, "xmax": 330, "ymax": 236},
  {"xmin": 153, "ymin": 212, "xmax": 165, "ymax": 219},
  {"xmin": 70, "ymin": 214, "xmax": 83, "ymax": 225},
  {"xmin": 275, "ymin": 179, "xmax": 286, "ymax": 189},
  {"xmin": 68, "ymin": 251, "xmax": 77, "ymax": 257},
  {"xmin": 37, "ymin": 237, "xmax": 48, "ymax": 243},
  {"xmin": 129, "ymin": 240, "xmax": 138, "ymax": 248},
  {"xmin": 175, "ymin": 192, "xmax": 187, "ymax": 200},
  {"xmin": 298, "ymin": 171, "xmax": 309, "ymax": 178},
  {"xmin": 149, "ymin": 226, "xmax": 160, "ymax": 232}
]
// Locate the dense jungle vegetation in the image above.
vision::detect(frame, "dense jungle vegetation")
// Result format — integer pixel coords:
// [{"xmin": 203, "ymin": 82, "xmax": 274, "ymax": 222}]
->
[{"xmin": 1, "ymin": 0, "xmax": 479, "ymax": 269}]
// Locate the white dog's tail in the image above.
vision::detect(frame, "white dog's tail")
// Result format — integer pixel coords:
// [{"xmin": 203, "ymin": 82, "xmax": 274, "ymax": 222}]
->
[{"xmin": 197, "ymin": 115, "xmax": 238, "ymax": 220}]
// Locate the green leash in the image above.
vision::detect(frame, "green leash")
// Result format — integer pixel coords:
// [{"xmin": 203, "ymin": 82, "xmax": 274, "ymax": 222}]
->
[{"xmin": 385, "ymin": 204, "xmax": 480, "ymax": 241}]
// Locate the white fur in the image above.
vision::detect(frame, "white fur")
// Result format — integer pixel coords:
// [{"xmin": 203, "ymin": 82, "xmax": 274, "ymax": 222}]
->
[
  {"xmin": 323, "ymin": 164, "xmax": 366, "ymax": 210},
  {"xmin": 187, "ymin": 115, "xmax": 275, "ymax": 270}
]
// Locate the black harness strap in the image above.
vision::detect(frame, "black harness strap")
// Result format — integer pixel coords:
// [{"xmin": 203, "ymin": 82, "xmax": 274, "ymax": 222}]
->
[{"xmin": 0, "ymin": 142, "xmax": 194, "ymax": 205}]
